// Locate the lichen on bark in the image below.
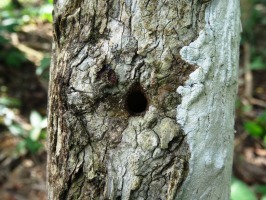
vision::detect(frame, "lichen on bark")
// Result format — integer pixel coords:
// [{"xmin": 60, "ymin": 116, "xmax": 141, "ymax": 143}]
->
[{"xmin": 48, "ymin": 0, "xmax": 211, "ymax": 199}]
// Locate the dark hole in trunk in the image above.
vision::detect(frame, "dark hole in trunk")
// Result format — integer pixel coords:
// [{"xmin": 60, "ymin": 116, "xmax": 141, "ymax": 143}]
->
[{"xmin": 125, "ymin": 84, "xmax": 148, "ymax": 115}]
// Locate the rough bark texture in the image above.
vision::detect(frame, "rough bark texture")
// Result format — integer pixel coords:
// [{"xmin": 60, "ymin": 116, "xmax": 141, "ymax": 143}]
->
[{"xmin": 48, "ymin": 0, "xmax": 240, "ymax": 199}]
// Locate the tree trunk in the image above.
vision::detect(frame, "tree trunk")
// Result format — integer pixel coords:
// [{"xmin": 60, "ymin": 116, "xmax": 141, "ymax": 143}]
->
[{"xmin": 47, "ymin": 0, "xmax": 241, "ymax": 199}]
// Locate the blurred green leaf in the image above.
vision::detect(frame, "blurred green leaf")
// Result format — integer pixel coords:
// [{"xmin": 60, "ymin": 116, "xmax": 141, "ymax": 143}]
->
[
  {"xmin": 262, "ymin": 195, "xmax": 266, "ymax": 200},
  {"xmin": 39, "ymin": 130, "xmax": 47, "ymax": 140},
  {"xmin": 41, "ymin": 118, "xmax": 47, "ymax": 128},
  {"xmin": 16, "ymin": 140, "xmax": 27, "ymax": 155},
  {"xmin": 231, "ymin": 178, "xmax": 257, "ymax": 200},
  {"xmin": 8, "ymin": 123, "xmax": 24, "ymax": 136},
  {"xmin": 36, "ymin": 56, "xmax": 50, "ymax": 76},
  {"xmin": 0, "ymin": 97, "xmax": 21, "ymax": 107},
  {"xmin": 0, "ymin": 22, "xmax": 18, "ymax": 32},
  {"xmin": 250, "ymin": 56, "xmax": 266, "ymax": 70},
  {"xmin": 244, "ymin": 121, "xmax": 264, "ymax": 137},
  {"xmin": 29, "ymin": 127, "xmax": 42, "ymax": 141},
  {"xmin": 258, "ymin": 111, "xmax": 266, "ymax": 124},
  {"xmin": 1, "ymin": 17, "xmax": 18, "ymax": 26},
  {"xmin": 235, "ymin": 99, "xmax": 242, "ymax": 110},
  {"xmin": 0, "ymin": 12, "xmax": 21, "ymax": 32},
  {"xmin": 40, "ymin": 12, "xmax": 52, "ymax": 22},
  {"xmin": 25, "ymin": 138, "xmax": 42, "ymax": 154},
  {"xmin": 254, "ymin": 184, "xmax": 266, "ymax": 195},
  {"xmin": 30, "ymin": 110, "xmax": 43, "ymax": 128},
  {"xmin": 243, "ymin": 104, "xmax": 253, "ymax": 113},
  {"xmin": 6, "ymin": 50, "xmax": 27, "ymax": 68},
  {"xmin": 0, "ymin": 35, "xmax": 9, "ymax": 44},
  {"xmin": 39, "ymin": 4, "xmax": 53, "ymax": 22},
  {"xmin": 0, "ymin": 0, "xmax": 10, "ymax": 8}
]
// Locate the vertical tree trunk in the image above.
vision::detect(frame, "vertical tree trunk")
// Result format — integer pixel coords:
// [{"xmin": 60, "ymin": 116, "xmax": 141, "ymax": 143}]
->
[{"xmin": 48, "ymin": 0, "xmax": 241, "ymax": 199}]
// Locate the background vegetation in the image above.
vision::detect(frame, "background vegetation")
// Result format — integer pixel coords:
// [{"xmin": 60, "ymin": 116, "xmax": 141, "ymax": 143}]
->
[{"xmin": 0, "ymin": 0, "xmax": 265, "ymax": 199}]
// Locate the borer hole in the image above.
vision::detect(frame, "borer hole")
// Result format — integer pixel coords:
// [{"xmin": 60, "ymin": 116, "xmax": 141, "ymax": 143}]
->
[{"xmin": 125, "ymin": 86, "xmax": 148, "ymax": 115}]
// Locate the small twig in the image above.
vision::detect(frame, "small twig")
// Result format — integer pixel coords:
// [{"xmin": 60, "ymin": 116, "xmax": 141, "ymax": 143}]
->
[
  {"xmin": 242, "ymin": 42, "xmax": 266, "ymax": 108},
  {"xmin": 10, "ymin": 33, "xmax": 44, "ymax": 65},
  {"xmin": 249, "ymin": 97, "xmax": 266, "ymax": 108},
  {"xmin": 255, "ymin": 148, "xmax": 266, "ymax": 157},
  {"xmin": 243, "ymin": 42, "xmax": 253, "ymax": 100}
]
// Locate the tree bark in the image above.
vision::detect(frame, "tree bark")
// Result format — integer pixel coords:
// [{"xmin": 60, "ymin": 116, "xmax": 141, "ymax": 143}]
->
[{"xmin": 48, "ymin": 0, "xmax": 241, "ymax": 199}]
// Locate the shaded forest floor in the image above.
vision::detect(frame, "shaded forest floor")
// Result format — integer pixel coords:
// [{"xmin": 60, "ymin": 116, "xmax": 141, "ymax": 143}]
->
[{"xmin": 0, "ymin": 20, "xmax": 51, "ymax": 199}]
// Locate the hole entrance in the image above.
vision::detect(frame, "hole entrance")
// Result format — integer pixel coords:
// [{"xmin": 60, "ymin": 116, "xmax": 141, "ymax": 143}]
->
[{"xmin": 125, "ymin": 86, "xmax": 148, "ymax": 115}]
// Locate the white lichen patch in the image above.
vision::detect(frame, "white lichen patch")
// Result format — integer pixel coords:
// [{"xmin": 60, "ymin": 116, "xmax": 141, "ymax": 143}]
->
[{"xmin": 176, "ymin": 0, "xmax": 241, "ymax": 199}]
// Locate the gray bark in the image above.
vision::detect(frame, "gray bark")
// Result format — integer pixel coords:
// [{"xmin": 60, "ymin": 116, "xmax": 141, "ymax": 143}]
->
[{"xmin": 48, "ymin": 0, "xmax": 241, "ymax": 199}]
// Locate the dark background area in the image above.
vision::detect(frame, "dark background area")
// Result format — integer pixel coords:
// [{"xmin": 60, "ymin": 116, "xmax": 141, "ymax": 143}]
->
[{"xmin": 0, "ymin": 0, "xmax": 265, "ymax": 199}]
